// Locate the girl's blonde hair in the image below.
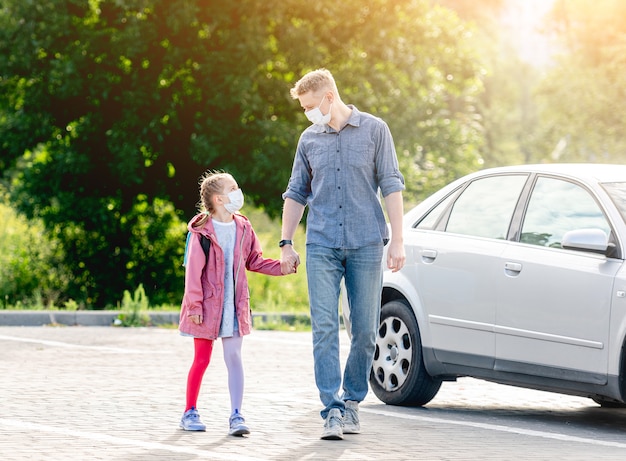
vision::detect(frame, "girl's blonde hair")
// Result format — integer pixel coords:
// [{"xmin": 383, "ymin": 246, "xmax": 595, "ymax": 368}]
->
[{"xmin": 193, "ymin": 170, "xmax": 233, "ymax": 228}]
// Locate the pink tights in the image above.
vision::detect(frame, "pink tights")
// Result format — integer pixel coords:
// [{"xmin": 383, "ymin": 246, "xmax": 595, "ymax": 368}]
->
[{"xmin": 185, "ymin": 336, "xmax": 245, "ymax": 414}]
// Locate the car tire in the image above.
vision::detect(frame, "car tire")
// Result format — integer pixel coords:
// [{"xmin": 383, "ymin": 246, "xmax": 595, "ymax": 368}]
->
[{"xmin": 370, "ymin": 300, "xmax": 442, "ymax": 406}]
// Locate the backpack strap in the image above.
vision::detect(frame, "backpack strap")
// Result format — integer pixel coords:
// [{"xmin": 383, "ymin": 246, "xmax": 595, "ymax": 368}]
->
[
  {"xmin": 200, "ymin": 234, "xmax": 211, "ymax": 258},
  {"xmin": 182, "ymin": 233, "xmax": 211, "ymax": 267}
]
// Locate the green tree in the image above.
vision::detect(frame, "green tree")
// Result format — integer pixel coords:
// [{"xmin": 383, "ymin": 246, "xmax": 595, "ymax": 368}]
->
[
  {"xmin": 533, "ymin": 0, "xmax": 626, "ymax": 163},
  {"xmin": 0, "ymin": 0, "xmax": 486, "ymax": 306}
]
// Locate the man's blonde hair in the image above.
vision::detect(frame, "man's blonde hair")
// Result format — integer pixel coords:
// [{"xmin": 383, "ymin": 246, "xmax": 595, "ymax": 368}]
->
[{"xmin": 290, "ymin": 68, "xmax": 338, "ymax": 99}]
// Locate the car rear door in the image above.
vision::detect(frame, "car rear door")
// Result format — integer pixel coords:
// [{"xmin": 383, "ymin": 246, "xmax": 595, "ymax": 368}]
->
[
  {"xmin": 496, "ymin": 175, "xmax": 620, "ymax": 384},
  {"xmin": 413, "ymin": 174, "xmax": 529, "ymax": 369}
]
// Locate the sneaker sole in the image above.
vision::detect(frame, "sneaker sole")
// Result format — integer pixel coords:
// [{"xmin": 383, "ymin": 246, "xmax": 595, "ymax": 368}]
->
[
  {"xmin": 321, "ymin": 430, "xmax": 343, "ymax": 440},
  {"xmin": 180, "ymin": 425, "xmax": 206, "ymax": 431},
  {"xmin": 229, "ymin": 428, "xmax": 250, "ymax": 436}
]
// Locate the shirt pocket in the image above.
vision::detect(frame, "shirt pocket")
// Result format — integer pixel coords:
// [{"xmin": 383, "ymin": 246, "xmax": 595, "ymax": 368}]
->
[
  {"xmin": 347, "ymin": 139, "xmax": 376, "ymax": 170},
  {"xmin": 307, "ymin": 143, "xmax": 331, "ymax": 171}
]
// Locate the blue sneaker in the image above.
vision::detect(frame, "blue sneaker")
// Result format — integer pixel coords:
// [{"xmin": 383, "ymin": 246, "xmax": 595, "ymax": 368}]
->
[
  {"xmin": 229, "ymin": 410, "xmax": 250, "ymax": 436},
  {"xmin": 180, "ymin": 407, "xmax": 206, "ymax": 431}
]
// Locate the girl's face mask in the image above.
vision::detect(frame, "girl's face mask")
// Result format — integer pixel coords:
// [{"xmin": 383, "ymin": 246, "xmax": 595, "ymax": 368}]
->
[
  {"xmin": 223, "ymin": 189, "xmax": 244, "ymax": 214},
  {"xmin": 305, "ymin": 95, "xmax": 332, "ymax": 126}
]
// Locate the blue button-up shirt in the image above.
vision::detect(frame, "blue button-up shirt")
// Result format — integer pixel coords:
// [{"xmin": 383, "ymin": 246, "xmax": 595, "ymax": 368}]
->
[{"xmin": 283, "ymin": 105, "xmax": 405, "ymax": 249}]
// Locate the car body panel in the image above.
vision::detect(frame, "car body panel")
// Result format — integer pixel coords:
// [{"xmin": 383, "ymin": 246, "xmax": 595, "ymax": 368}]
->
[
  {"xmin": 495, "ymin": 242, "xmax": 618, "ymax": 382},
  {"xmin": 410, "ymin": 230, "xmax": 502, "ymax": 369}
]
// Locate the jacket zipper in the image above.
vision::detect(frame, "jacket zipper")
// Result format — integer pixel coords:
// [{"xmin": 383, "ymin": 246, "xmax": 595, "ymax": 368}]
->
[{"xmin": 234, "ymin": 225, "xmax": 246, "ymax": 304}]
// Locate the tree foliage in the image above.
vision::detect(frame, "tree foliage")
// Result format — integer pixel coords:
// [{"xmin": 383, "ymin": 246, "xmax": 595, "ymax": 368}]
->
[
  {"xmin": 534, "ymin": 0, "xmax": 626, "ymax": 162},
  {"xmin": 0, "ymin": 0, "xmax": 485, "ymax": 306}
]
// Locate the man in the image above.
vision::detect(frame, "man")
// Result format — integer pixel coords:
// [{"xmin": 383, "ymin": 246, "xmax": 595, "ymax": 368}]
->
[{"xmin": 280, "ymin": 68, "xmax": 406, "ymax": 440}]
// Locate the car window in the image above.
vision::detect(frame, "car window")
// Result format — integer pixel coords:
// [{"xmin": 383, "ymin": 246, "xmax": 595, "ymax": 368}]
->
[
  {"xmin": 444, "ymin": 175, "xmax": 527, "ymax": 239},
  {"xmin": 414, "ymin": 192, "xmax": 457, "ymax": 230},
  {"xmin": 520, "ymin": 177, "xmax": 610, "ymax": 248}
]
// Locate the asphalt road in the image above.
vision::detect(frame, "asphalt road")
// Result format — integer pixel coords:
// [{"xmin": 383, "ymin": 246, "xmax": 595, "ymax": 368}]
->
[{"xmin": 1, "ymin": 326, "xmax": 626, "ymax": 460}]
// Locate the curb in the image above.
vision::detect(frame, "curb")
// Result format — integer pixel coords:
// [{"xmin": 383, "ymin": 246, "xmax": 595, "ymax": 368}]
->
[
  {"xmin": 0, "ymin": 311, "xmax": 315, "ymax": 327},
  {"xmin": 0, "ymin": 311, "xmax": 179, "ymax": 327}
]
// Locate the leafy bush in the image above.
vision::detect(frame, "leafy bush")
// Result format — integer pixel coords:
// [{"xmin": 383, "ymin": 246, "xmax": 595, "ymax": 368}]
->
[
  {"xmin": 0, "ymin": 200, "xmax": 71, "ymax": 308},
  {"xmin": 116, "ymin": 284, "xmax": 151, "ymax": 327},
  {"xmin": 0, "ymin": 195, "xmax": 311, "ymax": 314}
]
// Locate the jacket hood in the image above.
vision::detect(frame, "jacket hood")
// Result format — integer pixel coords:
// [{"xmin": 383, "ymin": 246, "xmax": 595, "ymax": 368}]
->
[
  {"xmin": 186, "ymin": 212, "xmax": 251, "ymax": 234},
  {"xmin": 187, "ymin": 213, "xmax": 210, "ymax": 234}
]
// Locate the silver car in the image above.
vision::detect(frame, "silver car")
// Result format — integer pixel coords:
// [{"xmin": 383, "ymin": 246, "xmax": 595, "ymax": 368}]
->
[{"xmin": 365, "ymin": 164, "xmax": 626, "ymax": 408}]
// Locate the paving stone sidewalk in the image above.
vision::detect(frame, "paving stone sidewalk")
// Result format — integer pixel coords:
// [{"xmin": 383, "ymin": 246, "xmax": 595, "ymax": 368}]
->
[{"xmin": 1, "ymin": 326, "xmax": 626, "ymax": 460}]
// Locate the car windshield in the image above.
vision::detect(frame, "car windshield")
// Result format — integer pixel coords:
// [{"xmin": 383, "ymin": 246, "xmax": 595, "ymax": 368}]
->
[{"xmin": 602, "ymin": 182, "xmax": 626, "ymax": 224}]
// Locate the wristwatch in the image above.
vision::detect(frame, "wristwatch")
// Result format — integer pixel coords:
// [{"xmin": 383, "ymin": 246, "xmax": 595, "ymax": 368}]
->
[{"xmin": 279, "ymin": 239, "xmax": 293, "ymax": 247}]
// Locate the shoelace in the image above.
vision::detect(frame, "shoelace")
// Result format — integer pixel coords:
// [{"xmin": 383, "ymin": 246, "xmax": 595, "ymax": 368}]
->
[
  {"xmin": 231, "ymin": 415, "xmax": 245, "ymax": 425},
  {"xmin": 327, "ymin": 414, "xmax": 341, "ymax": 427}
]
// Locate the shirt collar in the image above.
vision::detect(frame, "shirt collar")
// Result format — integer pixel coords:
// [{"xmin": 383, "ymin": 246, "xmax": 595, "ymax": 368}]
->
[{"xmin": 308, "ymin": 105, "xmax": 360, "ymax": 133}]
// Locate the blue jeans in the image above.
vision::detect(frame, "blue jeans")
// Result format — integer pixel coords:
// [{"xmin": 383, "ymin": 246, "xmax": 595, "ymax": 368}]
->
[{"xmin": 305, "ymin": 243, "xmax": 383, "ymax": 419}]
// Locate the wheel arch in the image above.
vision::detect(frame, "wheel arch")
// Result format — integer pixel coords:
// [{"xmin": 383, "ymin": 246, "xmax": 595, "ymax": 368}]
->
[
  {"xmin": 382, "ymin": 280, "xmax": 432, "ymax": 347},
  {"xmin": 618, "ymin": 337, "xmax": 626, "ymax": 401}
]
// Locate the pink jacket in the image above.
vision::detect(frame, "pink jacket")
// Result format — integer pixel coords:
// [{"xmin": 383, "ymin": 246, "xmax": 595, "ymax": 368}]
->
[{"xmin": 179, "ymin": 212, "xmax": 283, "ymax": 340}]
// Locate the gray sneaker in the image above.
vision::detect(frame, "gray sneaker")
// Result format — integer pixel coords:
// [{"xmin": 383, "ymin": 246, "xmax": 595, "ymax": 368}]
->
[
  {"xmin": 343, "ymin": 400, "xmax": 361, "ymax": 434},
  {"xmin": 180, "ymin": 407, "xmax": 206, "ymax": 431},
  {"xmin": 321, "ymin": 408, "xmax": 343, "ymax": 440},
  {"xmin": 229, "ymin": 410, "xmax": 250, "ymax": 436}
]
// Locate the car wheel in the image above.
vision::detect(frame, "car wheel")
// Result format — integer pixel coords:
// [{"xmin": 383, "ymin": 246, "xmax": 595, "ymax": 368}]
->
[{"xmin": 370, "ymin": 300, "xmax": 442, "ymax": 406}]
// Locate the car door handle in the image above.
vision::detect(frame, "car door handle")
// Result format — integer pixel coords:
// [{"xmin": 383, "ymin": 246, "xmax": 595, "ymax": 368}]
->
[
  {"xmin": 504, "ymin": 262, "xmax": 522, "ymax": 274},
  {"xmin": 421, "ymin": 249, "xmax": 438, "ymax": 263}
]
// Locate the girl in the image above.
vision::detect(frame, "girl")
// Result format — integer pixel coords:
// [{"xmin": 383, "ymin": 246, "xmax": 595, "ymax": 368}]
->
[{"xmin": 179, "ymin": 171, "xmax": 293, "ymax": 436}]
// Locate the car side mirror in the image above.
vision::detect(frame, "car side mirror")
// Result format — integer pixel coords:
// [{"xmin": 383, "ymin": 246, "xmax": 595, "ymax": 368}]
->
[{"xmin": 561, "ymin": 228, "xmax": 611, "ymax": 255}]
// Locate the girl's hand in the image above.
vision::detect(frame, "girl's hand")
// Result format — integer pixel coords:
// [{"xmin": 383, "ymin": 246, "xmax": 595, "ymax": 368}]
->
[{"xmin": 190, "ymin": 314, "xmax": 203, "ymax": 325}]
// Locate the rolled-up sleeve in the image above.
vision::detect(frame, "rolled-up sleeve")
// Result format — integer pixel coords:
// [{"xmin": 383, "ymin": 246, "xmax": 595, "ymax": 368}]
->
[
  {"xmin": 375, "ymin": 121, "xmax": 405, "ymax": 197},
  {"xmin": 282, "ymin": 135, "xmax": 311, "ymax": 206}
]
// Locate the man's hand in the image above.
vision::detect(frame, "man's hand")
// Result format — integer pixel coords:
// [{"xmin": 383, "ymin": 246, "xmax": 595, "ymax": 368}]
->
[{"xmin": 386, "ymin": 239, "xmax": 406, "ymax": 273}]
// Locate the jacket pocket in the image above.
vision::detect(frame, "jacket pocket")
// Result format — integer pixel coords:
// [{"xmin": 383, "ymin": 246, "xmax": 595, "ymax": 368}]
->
[{"xmin": 201, "ymin": 280, "xmax": 215, "ymax": 301}]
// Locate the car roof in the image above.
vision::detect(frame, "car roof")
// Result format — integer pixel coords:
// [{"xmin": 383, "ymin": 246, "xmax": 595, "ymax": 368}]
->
[{"xmin": 472, "ymin": 163, "xmax": 626, "ymax": 184}]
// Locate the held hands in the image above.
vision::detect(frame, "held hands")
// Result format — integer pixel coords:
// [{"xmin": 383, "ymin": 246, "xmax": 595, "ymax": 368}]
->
[
  {"xmin": 280, "ymin": 246, "xmax": 300, "ymax": 275},
  {"xmin": 386, "ymin": 240, "xmax": 406, "ymax": 273}
]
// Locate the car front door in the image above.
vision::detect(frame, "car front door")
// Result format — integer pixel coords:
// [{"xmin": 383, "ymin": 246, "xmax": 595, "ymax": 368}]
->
[{"xmin": 496, "ymin": 176, "xmax": 620, "ymax": 384}]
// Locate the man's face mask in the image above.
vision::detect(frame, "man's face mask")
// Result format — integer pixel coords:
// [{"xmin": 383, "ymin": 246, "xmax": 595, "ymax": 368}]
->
[{"xmin": 305, "ymin": 94, "xmax": 332, "ymax": 126}]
